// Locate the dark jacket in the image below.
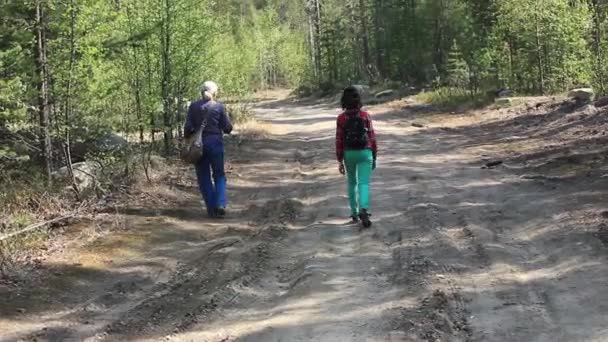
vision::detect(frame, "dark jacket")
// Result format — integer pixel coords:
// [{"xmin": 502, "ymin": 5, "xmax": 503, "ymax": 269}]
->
[{"xmin": 184, "ymin": 99, "xmax": 233, "ymax": 139}]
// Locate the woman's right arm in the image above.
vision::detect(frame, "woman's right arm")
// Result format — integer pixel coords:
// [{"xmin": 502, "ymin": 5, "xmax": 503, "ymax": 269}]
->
[{"xmin": 336, "ymin": 115, "xmax": 345, "ymax": 163}]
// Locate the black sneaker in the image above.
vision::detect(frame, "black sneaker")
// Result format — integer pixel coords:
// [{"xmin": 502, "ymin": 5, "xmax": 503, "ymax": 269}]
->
[
  {"xmin": 359, "ymin": 209, "xmax": 372, "ymax": 228},
  {"xmin": 351, "ymin": 215, "xmax": 360, "ymax": 224},
  {"xmin": 203, "ymin": 200, "xmax": 216, "ymax": 219},
  {"xmin": 215, "ymin": 207, "xmax": 226, "ymax": 219}
]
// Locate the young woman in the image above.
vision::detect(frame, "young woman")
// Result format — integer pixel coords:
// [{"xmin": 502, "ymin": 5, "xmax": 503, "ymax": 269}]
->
[
  {"xmin": 335, "ymin": 86, "xmax": 378, "ymax": 228},
  {"xmin": 184, "ymin": 81, "xmax": 233, "ymax": 218}
]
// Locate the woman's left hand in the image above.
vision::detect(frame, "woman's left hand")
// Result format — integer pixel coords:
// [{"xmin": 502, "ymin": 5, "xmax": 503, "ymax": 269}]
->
[{"xmin": 339, "ymin": 163, "xmax": 345, "ymax": 175}]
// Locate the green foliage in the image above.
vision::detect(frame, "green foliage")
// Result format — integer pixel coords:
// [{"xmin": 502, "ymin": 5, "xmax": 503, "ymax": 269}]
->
[
  {"xmin": 10, "ymin": 212, "xmax": 34, "ymax": 229},
  {"xmin": 306, "ymin": 0, "xmax": 596, "ymax": 96},
  {"xmin": 490, "ymin": 0, "xmax": 592, "ymax": 93},
  {"xmin": 227, "ymin": 104, "xmax": 255, "ymax": 124},
  {"xmin": 446, "ymin": 40, "xmax": 470, "ymax": 89},
  {"xmin": 416, "ymin": 87, "xmax": 491, "ymax": 110},
  {"xmin": 1, "ymin": 0, "xmax": 608, "ymax": 192}
]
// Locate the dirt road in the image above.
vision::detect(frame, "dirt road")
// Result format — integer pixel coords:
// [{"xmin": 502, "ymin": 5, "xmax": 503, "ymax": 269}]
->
[{"xmin": 2, "ymin": 96, "xmax": 608, "ymax": 341}]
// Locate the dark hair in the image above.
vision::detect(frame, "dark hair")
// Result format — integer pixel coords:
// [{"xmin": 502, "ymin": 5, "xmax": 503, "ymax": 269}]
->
[{"xmin": 341, "ymin": 86, "xmax": 362, "ymax": 110}]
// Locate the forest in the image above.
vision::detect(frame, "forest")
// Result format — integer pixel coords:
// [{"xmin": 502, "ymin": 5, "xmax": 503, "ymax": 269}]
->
[
  {"xmin": 4, "ymin": 2, "xmax": 608, "ymax": 340},
  {"xmin": 1, "ymin": 0, "xmax": 608, "ymax": 228}
]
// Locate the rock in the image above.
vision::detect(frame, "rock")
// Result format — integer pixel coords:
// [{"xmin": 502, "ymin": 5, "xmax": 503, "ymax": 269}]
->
[
  {"xmin": 375, "ymin": 89, "xmax": 395, "ymax": 98},
  {"xmin": 595, "ymin": 96, "xmax": 608, "ymax": 108},
  {"xmin": 148, "ymin": 155, "xmax": 166, "ymax": 169},
  {"xmin": 70, "ymin": 131, "xmax": 128, "ymax": 161},
  {"xmin": 520, "ymin": 174, "xmax": 562, "ymax": 181},
  {"xmin": 488, "ymin": 88, "xmax": 513, "ymax": 98},
  {"xmin": 495, "ymin": 98, "xmax": 513, "ymax": 107},
  {"xmin": 568, "ymin": 88, "xmax": 595, "ymax": 103},
  {"xmin": 411, "ymin": 123, "xmax": 424, "ymax": 128},
  {"xmin": 294, "ymin": 150, "xmax": 314, "ymax": 163},
  {"xmin": 596, "ymin": 224, "xmax": 608, "ymax": 245},
  {"xmin": 482, "ymin": 160, "xmax": 503, "ymax": 169},
  {"xmin": 95, "ymin": 132, "xmax": 128, "ymax": 152},
  {"xmin": 352, "ymin": 84, "xmax": 371, "ymax": 97},
  {"xmin": 55, "ymin": 161, "xmax": 99, "ymax": 193},
  {"xmin": 497, "ymin": 89, "xmax": 514, "ymax": 98}
]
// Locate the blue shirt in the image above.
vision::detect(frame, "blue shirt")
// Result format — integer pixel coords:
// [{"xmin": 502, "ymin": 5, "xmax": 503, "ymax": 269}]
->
[{"xmin": 184, "ymin": 100, "xmax": 233, "ymax": 144}]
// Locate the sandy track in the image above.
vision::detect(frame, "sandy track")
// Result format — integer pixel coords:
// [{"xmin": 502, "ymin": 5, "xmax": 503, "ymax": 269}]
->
[{"xmin": 2, "ymin": 97, "xmax": 608, "ymax": 342}]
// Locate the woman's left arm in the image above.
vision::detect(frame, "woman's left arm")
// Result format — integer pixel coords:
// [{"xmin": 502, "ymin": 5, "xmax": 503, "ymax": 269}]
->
[
  {"xmin": 220, "ymin": 104, "xmax": 233, "ymax": 134},
  {"xmin": 367, "ymin": 114, "xmax": 378, "ymax": 160}
]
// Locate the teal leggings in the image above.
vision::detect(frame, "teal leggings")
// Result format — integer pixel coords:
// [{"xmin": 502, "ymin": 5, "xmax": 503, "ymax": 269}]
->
[{"xmin": 344, "ymin": 149, "xmax": 374, "ymax": 216}]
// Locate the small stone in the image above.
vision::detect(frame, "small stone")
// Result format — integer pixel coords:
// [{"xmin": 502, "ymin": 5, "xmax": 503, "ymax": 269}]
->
[
  {"xmin": 495, "ymin": 97, "xmax": 513, "ymax": 107},
  {"xmin": 595, "ymin": 95, "xmax": 608, "ymax": 108},
  {"xmin": 375, "ymin": 89, "xmax": 395, "ymax": 98},
  {"xmin": 484, "ymin": 160, "xmax": 503, "ymax": 168}
]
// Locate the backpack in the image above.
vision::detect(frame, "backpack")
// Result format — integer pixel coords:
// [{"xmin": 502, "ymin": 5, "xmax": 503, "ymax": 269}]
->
[
  {"xmin": 180, "ymin": 102, "xmax": 212, "ymax": 164},
  {"xmin": 344, "ymin": 111, "xmax": 369, "ymax": 149}
]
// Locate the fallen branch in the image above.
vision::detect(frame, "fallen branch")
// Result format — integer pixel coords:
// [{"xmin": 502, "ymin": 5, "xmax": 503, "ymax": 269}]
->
[{"xmin": 0, "ymin": 214, "xmax": 75, "ymax": 242}]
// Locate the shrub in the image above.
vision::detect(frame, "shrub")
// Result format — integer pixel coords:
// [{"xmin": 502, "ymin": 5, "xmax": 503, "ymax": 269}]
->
[{"xmin": 416, "ymin": 87, "xmax": 491, "ymax": 110}]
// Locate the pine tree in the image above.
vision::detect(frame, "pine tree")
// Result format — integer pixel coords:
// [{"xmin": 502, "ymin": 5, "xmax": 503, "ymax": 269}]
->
[{"xmin": 446, "ymin": 39, "xmax": 470, "ymax": 89}]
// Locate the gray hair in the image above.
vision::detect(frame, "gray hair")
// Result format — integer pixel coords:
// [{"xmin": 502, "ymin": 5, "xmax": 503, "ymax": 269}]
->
[{"xmin": 201, "ymin": 81, "xmax": 218, "ymax": 101}]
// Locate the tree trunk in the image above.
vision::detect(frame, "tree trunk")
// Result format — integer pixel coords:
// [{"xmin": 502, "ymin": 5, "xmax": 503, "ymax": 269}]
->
[
  {"xmin": 35, "ymin": 0, "xmax": 52, "ymax": 183},
  {"xmin": 358, "ymin": 0, "xmax": 372, "ymax": 81},
  {"xmin": 432, "ymin": 0, "xmax": 447, "ymax": 83},
  {"xmin": 125, "ymin": 3, "xmax": 145, "ymax": 144},
  {"xmin": 508, "ymin": 37, "xmax": 514, "ymax": 87},
  {"xmin": 306, "ymin": 0, "xmax": 322, "ymax": 83},
  {"xmin": 374, "ymin": 0, "xmax": 387, "ymax": 78},
  {"xmin": 308, "ymin": 10, "xmax": 318, "ymax": 79},
  {"xmin": 161, "ymin": 0, "xmax": 173, "ymax": 153},
  {"xmin": 592, "ymin": 0, "xmax": 605, "ymax": 95},
  {"xmin": 64, "ymin": 0, "xmax": 79, "ymax": 198},
  {"xmin": 534, "ymin": 10, "xmax": 545, "ymax": 94},
  {"xmin": 329, "ymin": 29, "xmax": 338, "ymax": 82},
  {"xmin": 143, "ymin": 33, "xmax": 155, "ymax": 144},
  {"xmin": 311, "ymin": 0, "xmax": 322, "ymax": 82}
]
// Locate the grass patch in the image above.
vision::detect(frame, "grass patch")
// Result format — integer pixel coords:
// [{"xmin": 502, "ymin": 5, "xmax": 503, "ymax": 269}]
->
[
  {"xmin": 0, "ymin": 173, "xmax": 72, "ymax": 275},
  {"xmin": 0, "ymin": 229, "xmax": 47, "ymax": 277},
  {"xmin": 226, "ymin": 102, "xmax": 276, "ymax": 139},
  {"xmin": 227, "ymin": 103, "xmax": 254, "ymax": 124},
  {"xmin": 416, "ymin": 87, "xmax": 492, "ymax": 110},
  {"xmin": 235, "ymin": 119, "xmax": 274, "ymax": 140}
]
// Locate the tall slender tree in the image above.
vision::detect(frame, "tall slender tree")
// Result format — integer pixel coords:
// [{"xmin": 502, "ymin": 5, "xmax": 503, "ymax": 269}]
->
[{"xmin": 34, "ymin": 0, "xmax": 52, "ymax": 182}]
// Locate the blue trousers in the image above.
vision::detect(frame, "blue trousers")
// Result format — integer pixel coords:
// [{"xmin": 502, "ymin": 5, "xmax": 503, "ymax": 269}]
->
[{"xmin": 195, "ymin": 138, "xmax": 227, "ymax": 216}]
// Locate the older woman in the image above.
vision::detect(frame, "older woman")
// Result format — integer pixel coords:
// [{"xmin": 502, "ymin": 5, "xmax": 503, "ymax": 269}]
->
[{"xmin": 184, "ymin": 81, "xmax": 233, "ymax": 218}]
